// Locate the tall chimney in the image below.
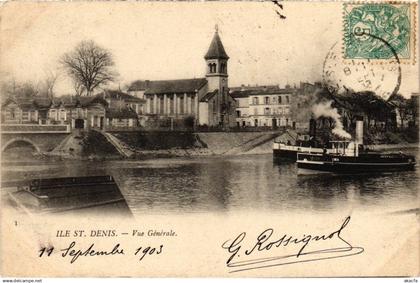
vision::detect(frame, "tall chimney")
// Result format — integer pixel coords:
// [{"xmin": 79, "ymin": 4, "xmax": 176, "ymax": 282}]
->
[
  {"xmin": 309, "ymin": 118, "xmax": 317, "ymax": 146},
  {"xmin": 355, "ymin": 120, "xmax": 363, "ymax": 144}
]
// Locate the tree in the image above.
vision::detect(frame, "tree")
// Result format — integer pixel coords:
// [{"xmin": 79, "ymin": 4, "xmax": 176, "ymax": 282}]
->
[
  {"xmin": 43, "ymin": 70, "xmax": 59, "ymax": 98},
  {"xmin": 1, "ymin": 79, "xmax": 39, "ymax": 99},
  {"xmin": 389, "ymin": 94, "xmax": 410, "ymax": 129},
  {"xmin": 60, "ymin": 40, "xmax": 117, "ymax": 96},
  {"xmin": 36, "ymin": 70, "xmax": 59, "ymax": 98}
]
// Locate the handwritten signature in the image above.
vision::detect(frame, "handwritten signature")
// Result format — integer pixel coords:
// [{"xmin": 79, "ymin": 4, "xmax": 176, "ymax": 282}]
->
[{"xmin": 221, "ymin": 216, "xmax": 364, "ymax": 273}]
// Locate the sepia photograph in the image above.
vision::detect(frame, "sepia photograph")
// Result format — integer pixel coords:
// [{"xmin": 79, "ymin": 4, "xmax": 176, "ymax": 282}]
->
[{"xmin": 0, "ymin": 0, "xmax": 418, "ymax": 278}]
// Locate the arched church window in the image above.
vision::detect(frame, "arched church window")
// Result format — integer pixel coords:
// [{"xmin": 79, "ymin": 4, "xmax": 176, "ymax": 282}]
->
[
  {"xmin": 211, "ymin": 63, "xmax": 217, "ymax": 73},
  {"xmin": 220, "ymin": 63, "xmax": 226, "ymax": 73}
]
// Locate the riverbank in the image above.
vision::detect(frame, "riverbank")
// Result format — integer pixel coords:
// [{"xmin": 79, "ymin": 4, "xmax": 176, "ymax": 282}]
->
[{"xmin": 21, "ymin": 130, "xmax": 418, "ymax": 160}]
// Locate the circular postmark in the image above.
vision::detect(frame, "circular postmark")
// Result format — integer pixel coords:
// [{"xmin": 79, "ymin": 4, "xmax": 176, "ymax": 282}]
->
[{"xmin": 322, "ymin": 39, "xmax": 401, "ymax": 102}]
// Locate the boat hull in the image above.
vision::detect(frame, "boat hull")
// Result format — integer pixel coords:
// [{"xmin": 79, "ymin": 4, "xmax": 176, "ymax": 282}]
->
[
  {"xmin": 273, "ymin": 148, "xmax": 298, "ymax": 161},
  {"xmin": 297, "ymin": 153, "xmax": 416, "ymax": 174}
]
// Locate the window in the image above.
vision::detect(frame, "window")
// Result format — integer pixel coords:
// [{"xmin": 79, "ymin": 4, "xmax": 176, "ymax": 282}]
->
[
  {"xmin": 278, "ymin": 96, "xmax": 282, "ymax": 104},
  {"xmin": 236, "ymin": 110, "xmax": 241, "ymax": 117},
  {"xmin": 252, "ymin": 97, "xmax": 259, "ymax": 105},
  {"xmin": 220, "ymin": 62, "xmax": 227, "ymax": 73},
  {"xmin": 50, "ymin": 109, "xmax": 56, "ymax": 120},
  {"xmin": 149, "ymin": 97, "xmax": 154, "ymax": 113},
  {"xmin": 170, "ymin": 96, "xmax": 174, "ymax": 114},
  {"xmin": 264, "ymin": 107, "xmax": 270, "ymax": 115},
  {"xmin": 10, "ymin": 108, "xmax": 16, "ymax": 119},
  {"xmin": 209, "ymin": 63, "xmax": 217, "ymax": 73},
  {"xmin": 264, "ymin": 97, "xmax": 270, "ymax": 104},
  {"xmin": 286, "ymin": 96, "xmax": 290, "ymax": 103},
  {"xmin": 160, "ymin": 97, "xmax": 164, "ymax": 114},
  {"xmin": 59, "ymin": 109, "xmax": 66, "ymax": 120},
  {"xmin": 191, "ymin": 96, "xmax": 195, "ymax": 114},
  {"xmin": 213, "ymin": 100, "xmax": 216, "ymax": 114},
  {"xmin": 180, "ymin": 97, "xmax": 184, "ymax": 114}
]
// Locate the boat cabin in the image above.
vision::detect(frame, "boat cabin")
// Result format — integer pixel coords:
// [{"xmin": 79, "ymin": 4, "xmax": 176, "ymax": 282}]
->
[{"xmin": 329, "ymin": 141, "xmax": 363, "ymax": 157}]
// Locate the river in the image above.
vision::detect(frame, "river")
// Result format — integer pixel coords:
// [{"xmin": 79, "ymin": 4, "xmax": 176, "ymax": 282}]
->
[{"xmin": 1, "ymin": 148, "xmax": 419, "ymax": 215}]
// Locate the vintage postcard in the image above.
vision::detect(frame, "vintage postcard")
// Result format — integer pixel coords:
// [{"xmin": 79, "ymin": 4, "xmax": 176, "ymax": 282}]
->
[{"xmin": 0, "ymin": 0, "xmax": 418, "ymax": 278}]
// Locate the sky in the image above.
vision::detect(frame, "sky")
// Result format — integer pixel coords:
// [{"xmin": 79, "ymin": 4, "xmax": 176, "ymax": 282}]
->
[{"xmin": 0, "ymin": 1, "xmax": 418, "ymax": 98}]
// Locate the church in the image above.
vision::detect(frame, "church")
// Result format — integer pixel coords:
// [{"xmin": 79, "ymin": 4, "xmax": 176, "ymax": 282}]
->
[{"xmin": 127, "ymin": 27, "xmax": 236, "ymax": 128}]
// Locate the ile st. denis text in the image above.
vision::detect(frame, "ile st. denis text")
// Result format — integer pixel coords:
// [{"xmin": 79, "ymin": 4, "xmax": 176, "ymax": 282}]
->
[{"xmin": 55, "ymin": 229, "xmax": 178, "ymax": 237}]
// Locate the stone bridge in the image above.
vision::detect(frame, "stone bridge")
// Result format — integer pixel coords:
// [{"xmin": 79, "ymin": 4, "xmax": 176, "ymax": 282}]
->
[{"xmin": 1, "ymin": 124, "xmax": 71, "ymax": 153}]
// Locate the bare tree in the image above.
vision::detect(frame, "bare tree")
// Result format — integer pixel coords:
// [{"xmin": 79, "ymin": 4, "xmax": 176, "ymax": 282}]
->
[
  {"xmin": 60, "ymin": 40, "xmax": 117, "ymax": 96},
  {"xmin": 43, "ymin": 70, "xmax": 59, "ymax": 98},
  {"xmin": 36, "ymin": 70, "xmax": 59, "ymax": 98},
  {"xmin": 1, "ymin": 79, "xmax": 38, "ymax": 98},
  {"xmin": 73, "ymin": 80, "xmax": 85, "ymax": 97}
]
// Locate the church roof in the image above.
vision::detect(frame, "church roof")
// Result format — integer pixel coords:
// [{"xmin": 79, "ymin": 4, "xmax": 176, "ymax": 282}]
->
[
  {"xmin": 200, "ymin": 90, "xmax": 218, "ymax": 102},
  {"xmin": 99, "ymin": 89, "xmax": 146, "ymax": 103},
  {"xmin": 204, "ymin": 31, "xmax": 229, "ymax": 60},
  {"xmin": 129, "ymin": 78, "xmax": 208, "ymax": 94}
]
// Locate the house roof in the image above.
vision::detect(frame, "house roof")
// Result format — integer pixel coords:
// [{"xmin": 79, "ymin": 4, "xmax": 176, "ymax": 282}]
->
[
  {"xmin": 205, "ymin": 31, "xmax": 229, "ymax": 60},
  {"xmin": 2, "ymin": 96, "xmax": 52, "ymax": 110},
  {"xmin": 51, "ymin": 95, "xmax": 108, "ymax": 108},
  {"xmin": 99, "ymin": 90, "xmax": 146, "ymax": 103},
  {"xmin": 128, "ymin": 78, "xmax": 208, "ymax": 94},
  {"xmin": 106, "ymin": 107, "xmax": 138, "ymax": 119},
  {"xmin": 230, "ymin": 86, "xmax": 295, "ymax": 98}
]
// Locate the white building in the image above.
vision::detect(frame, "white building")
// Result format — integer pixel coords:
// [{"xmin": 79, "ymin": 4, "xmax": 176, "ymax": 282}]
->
[{"xmin": 230, "ymin": 85, "xmax": 296, "ymax": 128}]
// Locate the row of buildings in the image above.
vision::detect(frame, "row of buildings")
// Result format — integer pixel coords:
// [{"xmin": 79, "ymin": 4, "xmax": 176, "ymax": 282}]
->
[
  {"xmin": 1, "ymin": 90, "xmax": 144, "ymax": 130},
  {"xmin": 1, "ymin": 27, "xmax": 299, "ymax": 131}
]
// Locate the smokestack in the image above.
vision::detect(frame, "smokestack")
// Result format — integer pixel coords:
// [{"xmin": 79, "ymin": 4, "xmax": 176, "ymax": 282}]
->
[
  {"xmin": 355, "ymin": 120, "xmax": 363, "ymax": 144},
  {"xmin": 309, "ymin": 118, "xmax": 316, "ymax": 138},
  {"xmin": 309, "ymin": 118, "xmax": 316, "ymax": 147}
]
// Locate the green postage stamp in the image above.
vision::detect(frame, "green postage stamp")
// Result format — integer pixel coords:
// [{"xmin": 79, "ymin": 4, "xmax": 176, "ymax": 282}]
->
[{"xmin": 343, "ymin": 2, "xmax": 417, "ymax": 63}]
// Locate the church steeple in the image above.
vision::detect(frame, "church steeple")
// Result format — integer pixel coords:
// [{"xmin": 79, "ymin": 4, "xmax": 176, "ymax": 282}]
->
[
  {"xmin": 205, "ymin": 25, "xmax": 229, "ymax": 60},
  {"xmin": 205, "ymin": 26, "xmax": 229, "ymax": 93}
]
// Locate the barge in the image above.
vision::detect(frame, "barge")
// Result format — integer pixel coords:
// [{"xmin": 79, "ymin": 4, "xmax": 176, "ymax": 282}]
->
[{"xmin": 5, "ymin": 175, "xmax": 132, "ymax": 215}]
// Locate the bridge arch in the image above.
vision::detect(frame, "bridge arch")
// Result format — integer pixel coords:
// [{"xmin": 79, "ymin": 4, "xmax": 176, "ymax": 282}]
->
[{"xmin": 1, "ymin": 138, "xmax": 41, "ymax": 153}]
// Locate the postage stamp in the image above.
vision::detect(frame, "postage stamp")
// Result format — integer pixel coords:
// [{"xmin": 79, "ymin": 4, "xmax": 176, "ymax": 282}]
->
[{"xmin": 343, "ymin": 2, "xmax": 417, "ymax": 63}]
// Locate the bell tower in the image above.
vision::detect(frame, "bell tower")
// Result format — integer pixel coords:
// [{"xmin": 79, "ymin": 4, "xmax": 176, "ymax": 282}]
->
[{"xmin": 205, "ymin": 25, "xmax": 229, "ymax": 94}]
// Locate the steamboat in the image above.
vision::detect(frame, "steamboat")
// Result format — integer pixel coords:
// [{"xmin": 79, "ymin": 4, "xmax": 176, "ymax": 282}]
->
[
  {"xmin": 273, "ymin": 118, "xmax": 329, "ymax": 161},
  {"xmin": 296, "ymin": 121, "xmax": 416, "ymax": 174}
]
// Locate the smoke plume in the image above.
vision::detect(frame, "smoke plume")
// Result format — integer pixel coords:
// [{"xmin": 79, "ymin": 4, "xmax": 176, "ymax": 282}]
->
[{"xmin": 312, "ymin": 100, "xmax": 352, "ymax": 139}]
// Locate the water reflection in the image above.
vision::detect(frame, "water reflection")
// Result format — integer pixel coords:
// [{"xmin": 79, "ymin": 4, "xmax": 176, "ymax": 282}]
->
[{"xmin": 1, "ymin": 149, "xmax": 419, "ymax": 215}]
